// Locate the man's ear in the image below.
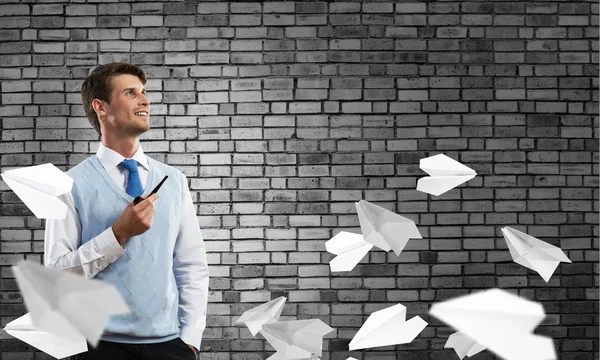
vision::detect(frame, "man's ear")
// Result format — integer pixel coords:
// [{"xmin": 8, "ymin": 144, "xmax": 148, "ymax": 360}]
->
[{"xmin": 92, "ymin": 98, "xmax": 107, "ymax": 116}]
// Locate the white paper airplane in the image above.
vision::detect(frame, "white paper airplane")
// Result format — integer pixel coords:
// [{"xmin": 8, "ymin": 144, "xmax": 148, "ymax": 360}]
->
[
  {"xmin": 349, "ymin": 303, "xmax": 427, "ymax": 351},
  {"xmin": 445, "ymin": 331, "xmax": 486, "ymax": 359},
  {"xmin": 12, "ymin": 260, "xmax": 130, "ymax": 348},
  {"xmin": 261, "ymin": 319, "xmax": 334, "ymax": 359},
  {"xmin": 325, "ymin": 231, "xmax": 373, "ymax": 272},
  {"xmin": 501, "ymin": 227, "xmax": 571, "ymax": 282},
  {"xmin": 1, "ymin": 163, "xmax": 73, "ymax": 219},
  {"xmin": 355, "ymin": 200, "xmax": 422, "ymax": 256},
  {"xmin": 346, "ymin": 358, "xmax": 359, "ymax": 360},
  {"xmin": 416, "ymin": 154, "xmax": 476, "ymax": 196},
  {"xmin": 236, "ymin": 296, "xmax": 287, "ymax": 336},
  {"xmin": 3, "ymin": 313, "xmax": 88, "ymax": 359},
  {"xmin": 430, "ymin": 288, "xmax": 557, "ymax": 360}
]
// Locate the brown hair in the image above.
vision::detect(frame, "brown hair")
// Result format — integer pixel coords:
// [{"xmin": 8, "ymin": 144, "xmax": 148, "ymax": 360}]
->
[{"xmin": 81, "ymin": 62, "xmax": 147, "ymax": 136}]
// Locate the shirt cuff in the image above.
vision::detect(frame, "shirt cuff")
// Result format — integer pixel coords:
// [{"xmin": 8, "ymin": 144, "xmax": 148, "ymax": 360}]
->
[
  {"xmin": 97, "ymin": 227, "xmax": 126, "ymax": 263},
  {"xmin": 180, "ymin": 325, "xmax": 204, "ymax": 351}
]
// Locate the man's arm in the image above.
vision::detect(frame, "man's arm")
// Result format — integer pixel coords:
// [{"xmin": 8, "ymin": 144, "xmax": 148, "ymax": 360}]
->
[
  {"xmin": 44, "ymin": 192, "xmax": 125, "ymax": 279},
  {"xmin": 174, "ymin": 174, "xmax": 209, "ymax": 352}
]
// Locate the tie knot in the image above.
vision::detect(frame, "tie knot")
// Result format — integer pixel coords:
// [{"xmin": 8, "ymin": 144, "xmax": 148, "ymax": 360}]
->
[{"xmin": 119, "ymin": 159, "xmax": 139, "ymax": 173}]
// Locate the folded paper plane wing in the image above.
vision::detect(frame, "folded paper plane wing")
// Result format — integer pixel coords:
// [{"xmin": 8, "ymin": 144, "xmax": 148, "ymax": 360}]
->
[
  {"xmin": 445, "ymin": 331, "xmax": 486, "ymax": 359},
  {"xmin": 349, "ymin": 303, "xmax": 427, "ymax": 351},
  {"xmin": 12, "ymin": 260, "xmax": 130, "ymax": 348},
  {"xmin": 355, "ymin": 200, "xmax": 422, "ymax": 256},
  {"xmin": 261, "ymin": 319, "xmax": 334, "ymax": 358},
  {"xmin": 502, "ymin": 227, "xmax": 571, "ymax": 282},
  {"xmin": 417, "ymin": 154, "xmax": 476, "ymax": 196},
  {"xmin": 3, "ymin": 313, "xmax": 88, "ymax": 359},
  {"xmin": 236, "ymin": 296, "xmax": 287, "ymax": 336},
  {"xmin": 325, "ymin": 231, "xmax": 373, "ymax": 272},
  {"xmin": 263, "ymin": 328, "xmax": 313, "ymax": 360},
  {"xmin": 1, "ymin": 163, "xmax": 73, "ymax": 219}
]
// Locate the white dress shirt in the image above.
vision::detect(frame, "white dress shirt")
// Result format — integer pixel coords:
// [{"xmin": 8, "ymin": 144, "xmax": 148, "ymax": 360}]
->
[{"xmin": 44, "ymin": 142, "xmax": 208, "ymax": 350}]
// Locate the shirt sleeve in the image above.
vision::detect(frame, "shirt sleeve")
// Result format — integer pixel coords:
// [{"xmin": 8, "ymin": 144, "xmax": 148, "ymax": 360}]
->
[
  {"xmin": 44, "ymin": 191, "xmax": 125, "ymax": 279},
  {"xmin": 174, "ymin": 173, "xmax": 210, "ymax": 350}
]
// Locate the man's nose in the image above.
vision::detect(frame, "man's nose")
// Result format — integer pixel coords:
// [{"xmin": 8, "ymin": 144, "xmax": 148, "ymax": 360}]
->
[{"xmin": 140, "ymin": 93, "xmax": 150, "ymax": 105}]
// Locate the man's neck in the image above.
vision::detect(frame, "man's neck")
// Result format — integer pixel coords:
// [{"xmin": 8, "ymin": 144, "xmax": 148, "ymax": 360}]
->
[{"xmin": 101, "ymin": 136, "xmax": 140, "ymax": 159}]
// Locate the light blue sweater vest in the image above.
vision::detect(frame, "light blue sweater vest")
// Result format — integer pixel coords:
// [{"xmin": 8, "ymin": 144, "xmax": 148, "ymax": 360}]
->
[{"xmin": 67, "ymin": 155, "xmax": 184, "ymax": 343}]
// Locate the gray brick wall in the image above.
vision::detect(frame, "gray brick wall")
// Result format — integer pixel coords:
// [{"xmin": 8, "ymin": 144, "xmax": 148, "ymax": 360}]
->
[{"xmin": 0, "ymin": 1, "xmax": 598, "ymax": 360}]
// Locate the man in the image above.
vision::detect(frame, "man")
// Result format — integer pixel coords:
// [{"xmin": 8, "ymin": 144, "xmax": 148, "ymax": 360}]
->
[{"xmin": 44, "ymin": 62, "xmax": 209, "ymax": 360}]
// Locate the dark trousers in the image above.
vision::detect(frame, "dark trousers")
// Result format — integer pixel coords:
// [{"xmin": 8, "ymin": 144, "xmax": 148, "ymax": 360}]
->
[{"xmin": 82, "ymin": 338, "xmax": 197, "ymax": 360}]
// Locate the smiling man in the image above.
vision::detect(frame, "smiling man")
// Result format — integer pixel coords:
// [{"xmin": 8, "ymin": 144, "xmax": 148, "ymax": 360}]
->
[{"xmin": 43, "ymin": 62, "xmax": 208, "ymax": 360}]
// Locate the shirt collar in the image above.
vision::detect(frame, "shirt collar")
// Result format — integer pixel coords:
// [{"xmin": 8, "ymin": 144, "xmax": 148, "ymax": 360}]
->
[{"xmin": 96, "ymin": 142, "xmax": 149, "ymax": 174}]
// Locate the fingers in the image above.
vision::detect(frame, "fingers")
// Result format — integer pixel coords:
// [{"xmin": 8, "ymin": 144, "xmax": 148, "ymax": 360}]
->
[
  {"xmin": 136, "ymin": 201, "xmax": 155, "ymax": 220},
  {"xmin": 129, "ymin": 207, "xmax": 153, "ymax": 231},
  {"xmin": 119, "ymin": 194, "xmax": 158, "ymax": 240},
  {"xmin": 135, "ymin": 193, "xmax": 159, "ymax": 206},
  {"xmin": 137, "ymin": 209, "xmax": 154, "ymax": 229},
  {"xmin": 143, "ymin": 210, "xmax": 155, "ymax": 228},
  {"xmin": 147, "ymin": 193, "xmax": 159, "ymax": 204},
  {"xmin": 133, "ymin": 193, "xmax": 158, "ymax": 208},
  {"xmin": 134, "ymin": 194, "xmax": 158, "ymax": 226}
]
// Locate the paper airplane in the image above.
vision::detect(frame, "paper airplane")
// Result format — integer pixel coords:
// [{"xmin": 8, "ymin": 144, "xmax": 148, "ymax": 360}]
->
[
  {"xmin": 416, "ymin": 154, "xmax": 476, "ymax": 196},
  {"xmin": 349, "ymin": 303, "xmax": 427, "ymax": 351},
  {"xmin": 355, "ymin": 200, "xmax": 422, "ymax": 256},
  {"xmin": 501, "ymin": 227, "xmax": 571, "ymax": 282},
  {"xmin": 445, "ymin": 331, "xmax": 486, "ymax": 359},
  {"xmin": 3, "ymin": 313, "xmax": 88, "ymax": 359},
  {"xmin": 261, "ymin": 319, "xmax": 334, "ymax": 359},
  {"xmin": 430, "ymin": 288, "xmax": 556, "ymax": 360},
  {"xmin": 1, "ymin": 163, "xmax": 73, "ymax": 219},
  {"xmin": 12, "ymin": 260, "xmax": 130, "ymax": 348},
  {"xmin": 236, "ymin": 296, "xmax": 287, "ymax": 336},
  {"xmin": 325, "ymin": 231, "xmax": 373, "ymax": 272}
]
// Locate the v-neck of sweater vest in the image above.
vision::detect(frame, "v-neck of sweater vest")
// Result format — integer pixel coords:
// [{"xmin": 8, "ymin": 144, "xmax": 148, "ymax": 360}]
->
[{"xmin": 90, "ymin": 154, "xmax": 156, "ymax": 203}]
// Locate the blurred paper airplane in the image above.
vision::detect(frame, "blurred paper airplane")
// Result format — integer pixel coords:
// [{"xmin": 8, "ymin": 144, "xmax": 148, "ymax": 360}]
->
[
  {"xmin": 12, "ymin": 260, "xmax": 130, "ymax": 348},
  {"xmin": 3, "ymin": 313, "xmax": 88, "ymax": 359},
  {"xmin": 430, "ymin": 288, "xmax": 556, "ymax": 360},
  {"xmin": 1, "ymin": 163, "xmax": 73, "ymax": 219}
]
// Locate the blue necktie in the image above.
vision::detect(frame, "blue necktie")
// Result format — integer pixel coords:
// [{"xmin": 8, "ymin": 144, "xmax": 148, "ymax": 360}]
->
[{"xmin": 119, "ymin": 159, "xmax": 144, "ymax": 198}]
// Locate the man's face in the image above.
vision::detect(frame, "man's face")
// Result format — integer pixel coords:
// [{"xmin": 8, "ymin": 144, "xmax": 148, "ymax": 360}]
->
[{"xmin": 99, "ymin": 74, "xmax": 151, "ymax": 137}]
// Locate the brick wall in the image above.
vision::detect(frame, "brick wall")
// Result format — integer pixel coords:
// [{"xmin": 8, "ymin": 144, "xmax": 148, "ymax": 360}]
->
[{"xmin": 0, "ymin": 1, "xmax": 598, "ymax": 359}]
